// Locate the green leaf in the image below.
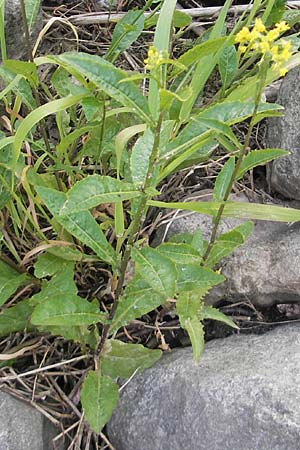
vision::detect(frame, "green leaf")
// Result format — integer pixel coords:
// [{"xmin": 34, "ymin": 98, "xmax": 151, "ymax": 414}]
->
[
  {"xmin": 0, "ymin": 299, "xmax": 34, "ymax": 338},
  {"xmin": 36, "ymin": 186, "xmax": 116, "ymax": 267},
  {"xmin": 205, "ymin": 221, "xmax": 253, "ymax": 268},
  {"xmin": 218, "ymin": 45, "xmax": 238, "ymax": 89},
  {"xmin": 264, "ymin": 0, "xmax": 286, "ymax": 26},
  {"xmin": 108, "ymin": 10, "xmax": 145, "ymax": 60},
  {"xmin": 34, "ymin": 252, "xmax": 64, "ymax": 278},
  {"xmin": 131, "ymin": 247, "xmax": 177, "ymax": 298},
  {"xmin": 148, "ymin": 199, "xmax": 300, "ymax": 223},
  {"xmin": 102, "ymin": 340, "xmax": 162, "ymax": 379},
  {"xmin": 116, "ymin": 124, "xmax": 146, "ymax": 179},
  {"xmin": 175, "ymin": 37, "xmax": 231, "ymax": 75},
  {"xmin": 130, "ymin": 128, "xmax": 154, "ymax": 185},
  {"xmin": 145, "ymin": 9, "xmax": 191, "ymax": 30},
  {"xmin": 3, "ymin": 60, "xmax": 38, "ymax": 86},
  {"xmin": 13, "ymin": 94, "xmax": 85, "ymax": 170},
  {"xmin": 236, "ymin": 149, "xmax": 288, "ymax": 180},
  {"xmin": 110, "ymin": 276, "xmax": 165, "ymax": 333},
  {"xmin": 81, "ymin": 371, "xmax": 119, "ymax": 433},
  {"xmin": 59, "ymin": 175, "xmax": 140, "ymax": 215},
  {"xmin": 176, "ymin": 289, "xmax": 206, "ymax": 323},
  {"xmin": 199, "ymin": 305, "xmax": 239, "ymax": 329},
  {"xmin": 31, "ymin": 295, "xmax": 106, "ymax": 327},
  {"xmin": 214, "ymin": 156, "xmax": 235, "ymax": 201},
  {"xmin": 0, "ymin": 260, "xmax": 29, "ymax": 307},
  {"xmin": 184, "ymin": 318, "xmax": 204, "ymax": 362},
  {"xmin": 177, "ymin": 264, "xmax": 224, "ymax": 293},
  {"xmin": 25, "ymin": 0, "xmax": 41, "ymax": 33},
  {"xmin": 52, "ymin": 52, "xmax": 152, "ymax": 126},
  {"xmin": 157, "ymin": 242, "xmax": 202, "ymax": 265}
]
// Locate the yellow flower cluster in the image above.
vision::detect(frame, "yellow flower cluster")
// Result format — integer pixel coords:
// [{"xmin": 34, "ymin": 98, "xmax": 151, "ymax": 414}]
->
[
  {"xmin": 235, "ymin": 19, "xmax": 292, "ymax": 77},
  {"xmin": 144, "ymin": 46, "xmax": 164, "ymax": 70}
]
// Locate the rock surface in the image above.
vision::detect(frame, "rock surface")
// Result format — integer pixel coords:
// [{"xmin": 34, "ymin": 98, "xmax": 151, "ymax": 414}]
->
[
  {"xmin": 266, "ymin": 67, "xmax": 300, "ymax": 200},
  {"xmin": 154, "ymin": 192, "xmax": 300, "ymax": 308},
  {"xmin": 108, "ymin": 324, "xmax": 300, "ymax": 450},
  {"xmin": 0, "ymin": 391, "xmax": 61, "ymax": 450},
  {"xmin": 2, "ymin": 0, "xmax": 42, "ymax": 61}
]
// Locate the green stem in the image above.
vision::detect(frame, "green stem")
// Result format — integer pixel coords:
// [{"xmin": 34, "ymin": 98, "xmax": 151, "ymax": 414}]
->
[
  {"xmin": 95, "ymin": 113, "xmax": 164, "ymax": 358},
  {"xmin": 202, "ymin": 58, "xmax": 269, "ymax": 263}
]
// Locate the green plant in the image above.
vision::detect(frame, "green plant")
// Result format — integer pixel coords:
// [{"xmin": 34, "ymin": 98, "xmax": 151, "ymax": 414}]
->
[{"xmin": 1, "ymin": 0, "xmax": 300, "ymax": 434}]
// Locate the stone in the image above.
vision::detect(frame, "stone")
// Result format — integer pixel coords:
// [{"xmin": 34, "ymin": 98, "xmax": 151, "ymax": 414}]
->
[
  {"xmin": 0, "ymin": 390, "xmax": 62, "ymax": 450},
  {"xmin": 266, "ymin": 67, "xmax": 300, "ymax": 200},
  {"xmin": 108, "ymin": 324, "xmax": 300, "ymax": 450},
  {"xmin": 153, "ymin": 192, "xmax": 300, "ymax": 308},
  {"xmin": 2, "ymin": 0, "xmax": 42, "ymax": 61}
]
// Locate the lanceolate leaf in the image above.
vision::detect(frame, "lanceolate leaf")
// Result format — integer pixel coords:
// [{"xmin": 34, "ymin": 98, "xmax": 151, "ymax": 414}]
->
[
  {"xmin": 130, "ymin": 128, "xmax": 154, "ymax": 185},
  {"xmin": 236, "ymin": 149, "xmax": 288, "ymax": 180},
  {"xmin": 81, "ymin": 371, "xmax": 119, "ymax": 433},
  {"xmin": 184, "ymin": 318, "xmax": 205, "ymax": 362},
  {"xmin": 59, "ymin": 175, "xmax": 140, "ymax": 215},
  {"xmin": 36, "ymin": 186, "xmax": 116, "ymax": 267},
  {"xmin": 0, "ymin": 261, "xmax": 29, "ymax": 307},
  {"xmin": 110, "ymin": 277, "xmax": 165, "ymax": 334},
  {"xmin": 31, "ymin": 295, "xmax": 106, "ymax": 327},
  {"xmin": 176, "ymin": 289, "xmax": 207, "ymax": 323},
  {"xmin": 176, "ymin": 264, "xmax": 225, "ymax": 292},
  {"xmin": 205, "ymin": 221, "xmax": 253, "ymax": 268},
  {"xmin": 199, "ymin": 305, "xmax": 239, "ymax": 329},
  {"xmin": 157, "ymin": 242, "xmax": 202, "ymax": 265},
  {"xmin": 148, "ymin": 199, "xmax": 300, "ymax": 223},
  {"xmin": 102, "ymin": 340, "xmax": 162, "ymax": 379},
  {"xmin": 108, "ymin": 10, "xmax": 145, "ymax": 60},
  {"xmin": 0, "ymin": 299, "xmax": 34, "ymax": 338},
  {"xmin": 25, "ymin": 0, "xmax": 41, "ymax": 33},
  {"xmin": 52, "ymin": 52, "xmax": 152, "ymax": 126},
  {"xmin": 132, "ymin": 247, "xmax": 177, "ymax": 298},
  {"xmin": 214, "ymin": 156, "xmax": 235, "ymax": 202},
  {"xmin": 218, "ymin": 45, "xmax": 238, "ymax": 89}
]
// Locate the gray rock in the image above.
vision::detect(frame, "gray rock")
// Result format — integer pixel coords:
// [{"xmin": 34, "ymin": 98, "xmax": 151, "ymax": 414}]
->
[
  {"xmin": 153, "ymin": 192, "xmax": 300, "ymax": 308},
  {"xmin": 0, "ymin": 390, "xmax": 62, "ymax": 450},
  {"xmin": 2, "ymin": 0, "xmax": 42, "ymax": 61},
  {"xmin": 108, "ymin": 324, "xmax": 300, "ymax": 450},
  {"xmin": 266, "ymin": 67, "xmax": 300, "ymax": 200}
]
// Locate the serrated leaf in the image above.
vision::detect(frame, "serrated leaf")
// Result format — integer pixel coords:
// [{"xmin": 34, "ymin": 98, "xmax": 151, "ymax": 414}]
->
[
  {"xmin": 31, "ymin": 295, "xmax": 106, "ymax": 327},
  {"xmin": 132, "ymin": 247, "xmax": 177, "ymax": 298},
  {"xmin": 59, "ymin": 175, "xmax": 140, "ymax": 215},
  {"xmin": 130, "ymin": 128, "xmax": 154, "ymax": 185},
  {"xmin": 218, "ymin": 45, "xmax": 238, "ymax": 89},
  {"xmin": 0, "ymin": 260, "xmax": 29, "ymax": 307},
  {"xmin": 108, "ymin": 10, "xmax": 144, "ymax": 60},
  {"xmin": 148, "ymin": 199, "xmax": 300, "ymax": 223},
  {"xmin": 177, "ymin": 289, "xmax": 207, "ymax": 324},
  {"xmin": 0, "ymin": 299, "xmax": 34, "ymax": 337},
  {"xmin": 110, "ymin": 277, "xmax": 165, "ymax": 333},
  {"xmin": 81, "ymin": 371, "xmax": 119, "ymax": 433},
  {"xmin": 52, "ymin": 52, "xmax": 152, "ymax": 126},
  {"xmin": 199, "ymin": 305, "xmax": 239, "ymax": 329},
  {"xmin": 36, "ymin": 186, "xmax": 116, "ymax": 267},
  {"xmin": 176, "ymin": 264, "xmax": 225, "ymax": 292},
  {"xmin": 236, "ymin": 149, "xmax": 288, "ymax": 180},
  {"xmin": 184, "ymin": 317, "xmax": 204, "ymax": 362},
  {"xmin": 157, "ymin": 242, "xmax": 202, "ymax": 264},
  {"xmin": 214, "ymin": 156, "xmax": 235, "ymax": 201},
  {"xmin": 102, "ymin": 340, "xmax": 162, "ymax": 379},
  {"xmin": 205, "ymin": 221, "xmax": 253, "ymax": 267}
]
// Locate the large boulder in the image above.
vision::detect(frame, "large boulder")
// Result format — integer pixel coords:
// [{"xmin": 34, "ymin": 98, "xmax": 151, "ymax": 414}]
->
[
  {"xmin": 266, "ymin": 67, "xmax": 300, "ymax": 200},
  {"xmin": 108, "ymin": 324, "xmax": 300, "ymax": 450},
  {"xmin": 0, "ymin": 390, "xmax": 62, "ymax": 450},
  {"xmin": 153, "ymin": 192, "xmax": 300, "ymax": 308}
]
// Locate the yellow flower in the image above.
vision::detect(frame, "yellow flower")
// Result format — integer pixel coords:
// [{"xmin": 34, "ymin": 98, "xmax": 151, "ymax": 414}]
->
[
  {"xmin": 281, "ymin": 40, "xmax": 292, "ymax": 61},
  {"xmin": 254, "ymin": 18, "xmax": 266, "ymax": 33},
  {"xmin": 279, "ymin": 67, "xmax": 288, "ymax": 77},
  {"xmin": 235, "ymin": 26, "xmax": 251, "ymax": 44},
  {"xmin": 144, "ymin": 46, "xmax": 164, "ymax": 70},
  {"xmin": 275, "ymin": 21, "xmax": 290, "ymax": 33},
  {"xmin": 259, "ymin": 38, "xmax": 270, "ymax": 54},
  {"xmin": 266, "ymin": 29, "xmax": 280, "ymax": 42}
]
